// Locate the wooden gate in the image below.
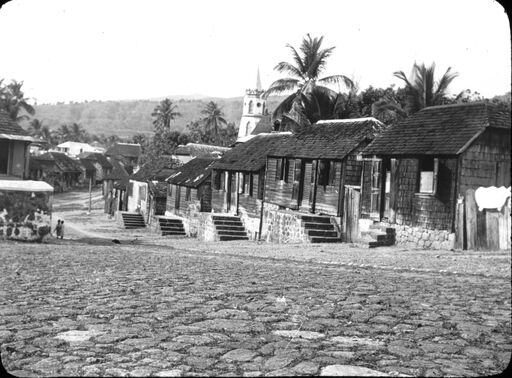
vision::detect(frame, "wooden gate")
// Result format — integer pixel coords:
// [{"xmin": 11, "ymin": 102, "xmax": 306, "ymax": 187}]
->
[
  {"xmin": 343, "ymin": 186, "xmax": 360, "ymax": 242},
  {"xmin": 455, "ymin": 188, "xmax": 511, "ymax": 250}
]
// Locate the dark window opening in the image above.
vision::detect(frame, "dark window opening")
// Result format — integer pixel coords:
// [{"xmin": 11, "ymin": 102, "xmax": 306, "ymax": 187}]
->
[
  {"xmin": 0, "ymin": 139, "xmax": 9, "ymax": 174},
  {"xmin": 318, "ymin": 160, "xmax": 331, "ymax": 186}
]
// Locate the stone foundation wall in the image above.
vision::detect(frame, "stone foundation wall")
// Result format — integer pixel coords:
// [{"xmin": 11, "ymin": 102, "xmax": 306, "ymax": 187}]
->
[
  {"xmin": 384, "ymin": 223, "xmax": 455, "ymax": 250},
  {"xmin": 261, "ymin": 204, "xmax": 309, "ymax": 244}
]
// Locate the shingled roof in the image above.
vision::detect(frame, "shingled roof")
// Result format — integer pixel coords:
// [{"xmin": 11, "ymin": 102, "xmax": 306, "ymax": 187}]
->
[
  {"xmin": 78, "ymin": 151, "xmax": 113, "ymax": 169},
  {"xmin": 0, "ymin": 110, "xmax": 35, "ymax": 141},
  {"xmin": 213, "ymin": 133, "xmax": 292, "ymax": 172},
  {"xmin": 364, "ymin": 102, "xmax": 511, "ymax": 156},
  {"xmin": 174, "ymin": 143, "xmax": 230, "ymax": 158},
  {"xmin": 131, "ymin": 155, "xmax": 182, "ymax": 182},
  {"xmin": 250, "ymin": 115, "xmax": 274, "ymax": 135},
  {"xmin": 103, "ymin": 157, "xmax": 130, "ymax": 181},
  {"xmin": 268, "ymin": 118, "xmax": 386, "ymax": 160},
  {"xmin": 166, "ymin": 157, "xmax": 216, "ymax": 188},
  {"xmin": 105, "ymin": 142, "xmax": 142, "ymax": 158},
  {"xmin": 36, "ymin": 151, "xmax": 82, "ymax": 173}
]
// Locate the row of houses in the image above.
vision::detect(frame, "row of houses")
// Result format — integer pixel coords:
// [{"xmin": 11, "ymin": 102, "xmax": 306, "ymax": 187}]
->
[{"xmin": 117, "ymin": 102, "xmax": 510, "ymax": 250}]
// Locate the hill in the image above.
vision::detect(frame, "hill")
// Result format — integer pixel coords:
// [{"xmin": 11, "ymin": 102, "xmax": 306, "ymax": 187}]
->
[{"xmin": 32, "ymin": 96, "xmax": 285, "ymax": 138}]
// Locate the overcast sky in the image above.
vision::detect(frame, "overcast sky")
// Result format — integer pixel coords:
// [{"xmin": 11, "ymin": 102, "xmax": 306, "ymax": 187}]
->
[{"xmin": 0, "ymin": 0, "xmax": 509, "ymax": 104}]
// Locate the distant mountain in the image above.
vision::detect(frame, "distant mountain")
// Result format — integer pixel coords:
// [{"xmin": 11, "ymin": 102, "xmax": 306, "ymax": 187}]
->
[{"xmin": 32, "ymin": 96, "xmax": 285, "ymax": 138}]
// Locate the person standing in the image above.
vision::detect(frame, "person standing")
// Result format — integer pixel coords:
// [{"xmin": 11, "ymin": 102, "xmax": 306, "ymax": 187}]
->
[{"xmin": 54, "ymin": 220, "xmax": 62, "ymax": 238}]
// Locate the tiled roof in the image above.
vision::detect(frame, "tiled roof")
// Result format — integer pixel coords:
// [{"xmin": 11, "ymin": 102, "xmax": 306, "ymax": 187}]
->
[
  {"xmin": 166, "ymin": 157, "xmax": 216, "ymax": 188},
  {"xmin": 174, "ymin": 143, "xmax": 230, "ymax": 157},
  {"xmin": 0, "ymin": 110, "xmax": 30, "ymax": 137},
  {"xmin": 251, "ymin": 115, "xmax": 274, "ymax": 135},
  {"xmin": 268, "ymin": 118, "xmax": 386, "ymax": 160},
  {"xmin": 130, "ymin": 156, "xmax": 182, "ymax": 182},
  {"xmin": 78, "ymin": 151, "xmax": 113, "ymax": 169},
  {"xmin": 364, "ymin": 102, "xmax": 511, "ymax": 156},
  {"xmin": 36, "ymin": 151, "xmax": 82, "ymax": 173},
  {"xmin": 103, "ymin": 157, "xmax": 130, "ymax": 181},
  {"xmin": 213, "ymin": 133, "xmax": 292, "ymax": 172},
  {"xmin": 105, "ymin": 142, "xmax": 142, "ymax": 158}
]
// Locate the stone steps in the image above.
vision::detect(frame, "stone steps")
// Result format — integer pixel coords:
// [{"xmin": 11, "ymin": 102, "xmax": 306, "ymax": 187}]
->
[
  {"xmin": 212, "ymin": 215, "xmax": 249, "ymax": 241},
  {"xmin": 302, "ymin": 215, "xmax": 341, "ymax": 243},
  {"xmin": 158, "ymin": 217, "xmax": 186, "ymax": 236},
  {"xmin": 121, "ymin": 213, "xmax": 145, "ymax": 229},
  {"xmin": 357, "ymin": 222, "xmax": 396, "ymax": 248}
]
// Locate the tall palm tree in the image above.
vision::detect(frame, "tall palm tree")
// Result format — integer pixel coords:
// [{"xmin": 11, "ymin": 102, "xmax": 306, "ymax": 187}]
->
[
  {"xmin": 200, "ymin": 101, "xmax": 227, "ymax": 144},
  {"xmin": 151, "ymin": 98, "xmax": 181, "ymax": 131},
  {"xmin": 69, "ymin": 122, "xmax": 87, "ymax": 142},
  {"xmin": 264, "ymin": 34, "xmax": 353, "ymax": 127},
  {"xmin": 56, "ymin": 124, "xmax": 70, "ymax": 143},
  {"xmin": 393, "ymin": 62, "xmax": 458, "ymax": 115},
  {"xmin": 0, "ymin": 80, "xmax": 35, "ymax": 122},
  {"xmin": 28, "ymin": 118, "xmax": 45, "ymax": 138}
]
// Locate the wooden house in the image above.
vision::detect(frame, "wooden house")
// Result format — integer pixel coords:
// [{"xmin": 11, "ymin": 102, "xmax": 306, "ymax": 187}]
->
[
  {"xmin": 105, "ymin": 142, "xmax": 141, "ymax": 174},
  {"xmin": 103, "ymin": 157, "xmax": 130, "ymax": 215},
  {"xmin": 29, "ymin": 151, "xmax": 82, "ymax": 192},
  {"xmin": 362, "ymin": 102, "xmax": 511, "ymax": 249},
  {"xmin": 0, "ymin": 110, "xmax": 34, "ymax": 180},
  {"xmin": 77, "ymin": 151, "xmax": 113, "ymax": 184},
  {"xmin": 211, "ymin": 133, "xmax": 291, "ymax": 216},
  {"xmin": 264, "ymin": 118, "xmax": 386, "ymax": 217},
  {"xmin": 166, "ymin": 157, "xmax": 217, "ymax": 215}
]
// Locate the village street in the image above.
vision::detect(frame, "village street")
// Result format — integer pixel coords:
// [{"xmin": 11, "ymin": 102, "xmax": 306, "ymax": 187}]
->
[{"xmin": 0, "ymin": 188, "xmax": 510, "ymax": 377}]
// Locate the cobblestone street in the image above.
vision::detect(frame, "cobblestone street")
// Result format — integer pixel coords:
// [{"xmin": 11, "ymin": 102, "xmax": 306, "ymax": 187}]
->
[{"xmin": 1, "ymin": 235, "xmax": 510, "ymax": 376}]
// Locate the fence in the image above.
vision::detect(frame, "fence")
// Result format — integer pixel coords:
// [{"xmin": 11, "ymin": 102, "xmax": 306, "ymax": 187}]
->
[{"xmin": 455, "ymin": 188, "xmax": 511, "ymax": 250}]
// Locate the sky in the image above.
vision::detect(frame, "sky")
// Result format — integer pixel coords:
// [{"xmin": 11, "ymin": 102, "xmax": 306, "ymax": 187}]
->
[{"xmin": 0, "ymin": 0, "xmax": 510, "ymax": 104}]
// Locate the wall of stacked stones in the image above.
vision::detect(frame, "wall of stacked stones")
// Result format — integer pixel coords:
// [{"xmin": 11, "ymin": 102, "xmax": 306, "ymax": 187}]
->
[
  {"xmin": 261, "ymin": 204, "xmax": 309, "ymax": 243},
  {"xmin": 383, "ymin": 222, "xmax": 455, "ymax": 250}
]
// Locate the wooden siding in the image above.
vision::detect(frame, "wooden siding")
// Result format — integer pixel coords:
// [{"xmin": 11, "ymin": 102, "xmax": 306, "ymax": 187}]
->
[
  {"xmin": 299, "ymin": 161, "xmax": 313, "ymax": 212},
  {"xmin": 459, "ymin": 128, "xmax": 511, "ymax": 194},
  {"xmin": 315, "ymin": 161, "xmax": 342, "ymax": 216},
  {"xmin": 264, "ymin": 158, "xmax": 299, "ymax": 209}
]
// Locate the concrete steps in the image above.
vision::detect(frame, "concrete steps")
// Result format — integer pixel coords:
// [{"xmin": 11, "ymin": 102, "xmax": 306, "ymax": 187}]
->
[
  {"xmin": 158, "ymin": 217, "xmax": 186, "ymax": 236},
  {"xmin": 212, "ymin": 215, "xmax": 249, "ymax": 241},
  {"xmin": 121, "ymin": 212, "xmax": 146, "ymax": 229},
  {"xmin": 357, "ymin": 223, "xmax": 396, "ymax": 248},
  {"xmin": 302, "ymin": 215, "xmax": 341, "ymax": 243}
]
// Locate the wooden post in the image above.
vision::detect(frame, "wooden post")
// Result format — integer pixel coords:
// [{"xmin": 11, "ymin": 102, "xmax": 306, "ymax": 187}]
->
[
  {"xmin": 379, "ymin": 158, "xmax": 387, "ymax": 220},
  {"xmin": 389, "ymin": 159, "xmax": 399, "ymax": 223},
  {"xmin": 338, "ymin": 159, "xmax": 347, "ymax": 219},
  {"xmin": 465, "ymin": 189, "xmax": 477, "ymax": 250},
  {"xmin": 499, "ymin": 199, "xmax": 511, "ymax": 250},
  {"xmin": 87, "ymin": 176, "xmax": 92, "ymax": 214},
  {"xmin": 454, "ymin": 197, "xmax": 465, "ymax": 250},
  {"xmin": 311, "ymin": 160, "xmax": 319, "ymax": 214},
  {"xmin": 486, "ymin": 210, "xmax": 500, "ymax": 251}
]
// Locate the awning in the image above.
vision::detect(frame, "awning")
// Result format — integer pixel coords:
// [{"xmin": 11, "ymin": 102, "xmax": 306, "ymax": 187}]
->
[
  {"xmin": 0, "ymin": 180, "xmax": 54, "ymax": 192},
  {"xmin": 0, "ymin": 133, "xmax": 38, "ymax": 142}
]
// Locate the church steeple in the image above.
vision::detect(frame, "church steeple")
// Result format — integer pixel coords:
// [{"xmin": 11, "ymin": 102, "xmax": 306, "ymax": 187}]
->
[{"xmin": 237, "ymin": 68, "xmax": 267, "ymax": 139}]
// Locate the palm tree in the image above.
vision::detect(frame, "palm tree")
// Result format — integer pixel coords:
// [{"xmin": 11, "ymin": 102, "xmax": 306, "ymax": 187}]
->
[
  {"xmin": 151, "ymin": 98, "xmax": 181, "ymax": 131},
  {"xmin": 69, "ymin": 122, "xmax": 87, "ymax": 142},
  {"xmin": 28, "ymin": 118, "xmax": 45, "ymax": 138},
  {"xmin": 56, "ymin": 124, "xmax": 70, "ymax": 143},
  {"xmin": 200, "ymin": 101, "xmax": 227, "ymax": 144},
  {"xmin": 393, "ymin": 62, "xmax": 458, "ymax": 115},
  {"xmin": 0, "ymin": 80, "xmax": 35, "ymax": 122},
  {"xmin": 264, "ymin": 34, "xmax": 353, "ymax": 127}
]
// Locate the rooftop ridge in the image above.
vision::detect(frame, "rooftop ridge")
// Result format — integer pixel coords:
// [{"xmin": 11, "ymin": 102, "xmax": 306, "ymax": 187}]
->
[{"xmin": 316, "ymin": 117, "xmax": 382, "ymax": 124}]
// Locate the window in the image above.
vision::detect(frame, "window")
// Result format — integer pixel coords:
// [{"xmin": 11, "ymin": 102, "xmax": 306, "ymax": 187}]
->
[
  {"xmin": 0, "ymin": 139, "xmax": 9, "ymax": 174},
  {"xmin": 284, "ymin": 159, "xmax": 291, "ymax": 183},
  {"xmin": 168, "ymin": 184, "xmax": 173, "ymax": 197},
  {"xmin": 293, "ymin": 159, "xmax": 301, "ymax": 182},
  {"xmin": 248, "ymin": 101, "xmax": 254, "ymax": 114},
  {"xmin": 418, "ymin": 158, "xmax": 438, "ymax": 194},
  {"xmin": 242, "ymin": 172, "xmax": 251, "ymax": 195},
  {"xmin": 275, "ymin": 158, "xmax": 283, "ymax": 180},
  {"xmin": 220, "ymin": 172, "xmax": 225, "ymax": 191}
]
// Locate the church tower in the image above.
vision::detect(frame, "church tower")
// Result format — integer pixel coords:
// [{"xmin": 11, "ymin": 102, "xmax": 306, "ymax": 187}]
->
[{"xmin": 237, "ymin": 68, "xmax": 268, "ymax": 139}]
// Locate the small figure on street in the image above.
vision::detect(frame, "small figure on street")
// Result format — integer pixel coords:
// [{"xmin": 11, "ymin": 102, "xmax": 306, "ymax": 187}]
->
[
  {"xmin": 54, "ymin": 219, "xmax": 62, "ymax": 239},
  {"xmin": 60, "ymin": 220, "xmax": 65, "ymax": 239}
]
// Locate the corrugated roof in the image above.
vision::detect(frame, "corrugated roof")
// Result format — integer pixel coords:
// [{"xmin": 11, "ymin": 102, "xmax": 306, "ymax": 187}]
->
[
  {"xmin": 105, "ymin": 142, "xmax": 142, "ymax": 158},
  {"xmin": 268, "ymin": 118, "xmax": 386, "ymax": 160},
  {"xmin": 0, "ymin": 110, "xmax": 30, "ymax": 137},
  {"xmin": 364, "ymin": 102, "xmax": 511, "ymax": 156},
  {"xmin": 174, "ymin": 143, "xmax": 230, "ymax": 157},
  {"xmin": 166, "ymin": 157, "xmax": 216, "ymax": 188},
  {"xmin": 213, "ymin": 133, "xmax": 292, "ymax": 172}
]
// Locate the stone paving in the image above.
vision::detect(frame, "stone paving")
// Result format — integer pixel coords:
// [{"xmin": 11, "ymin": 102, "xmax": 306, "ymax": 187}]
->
[{"xmin": 1, "ymin": 238, "xmax": 510, "ymax": 377}]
